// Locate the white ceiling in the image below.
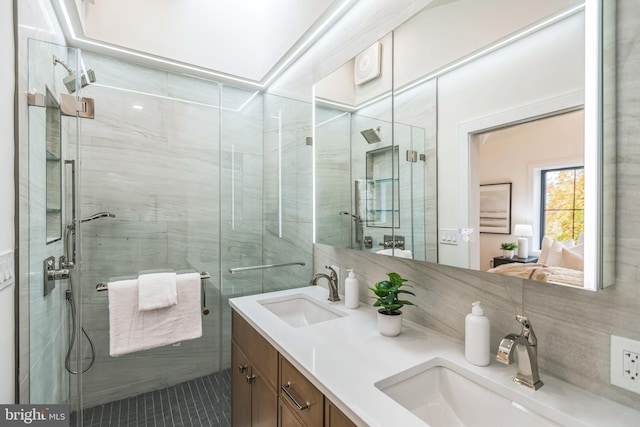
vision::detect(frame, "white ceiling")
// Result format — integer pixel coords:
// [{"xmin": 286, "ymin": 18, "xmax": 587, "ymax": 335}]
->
[{"xmin": 57, "ymin": 0, "xmax": 354, "ymax": 88}]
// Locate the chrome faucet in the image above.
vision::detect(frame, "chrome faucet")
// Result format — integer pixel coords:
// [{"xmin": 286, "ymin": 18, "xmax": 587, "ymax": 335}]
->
[
  {"xmin": 496, "ymin": 315, "xmax": 544, "ymax": 390},
  {"xmin": 309, "ymin": 265, "xmax": 340, "ymax": 302}
]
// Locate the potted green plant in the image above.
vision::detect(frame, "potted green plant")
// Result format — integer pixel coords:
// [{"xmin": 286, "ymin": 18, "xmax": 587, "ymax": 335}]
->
[
  {"xmin": 369, "ymin": 272, "xmax": 415, "ymax": 336},
  {"xmin": 500, "ymin": 242, "xmax": 518, "ymax": 259}
]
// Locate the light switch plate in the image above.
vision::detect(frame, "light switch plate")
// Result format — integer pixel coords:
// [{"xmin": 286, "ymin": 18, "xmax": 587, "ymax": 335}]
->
[
  {"xmin": 611, "ymin": 335, "xmax": 640, "ymax": 394},
  {"xmin": 439, "ymin": 228, "xmax": 458, "ymax": 245}
]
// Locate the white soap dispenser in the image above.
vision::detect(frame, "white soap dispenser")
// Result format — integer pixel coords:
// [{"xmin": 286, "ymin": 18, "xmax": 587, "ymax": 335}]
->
[
  {"xmin": 344, "ymin": 269, "xmax": 359, "ymax": 309},
  {"xmin": 465, "ymin": 301, "xmax": 490, "ymax": 366}
]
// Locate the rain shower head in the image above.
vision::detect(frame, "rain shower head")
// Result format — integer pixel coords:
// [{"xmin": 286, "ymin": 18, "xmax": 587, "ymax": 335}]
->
[
  {"xmin": 54, "ymin": 55, "xmax": 96, "ymax": 94},
  {"xmin": 360, "ymin": 127, "xmax": 381, "ymax": 144}
]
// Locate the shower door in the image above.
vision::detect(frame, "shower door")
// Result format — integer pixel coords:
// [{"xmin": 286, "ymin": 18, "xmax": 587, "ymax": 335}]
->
[{"xmin": 72, "ymin": 51, "xmax": 227, "ymax": 426}]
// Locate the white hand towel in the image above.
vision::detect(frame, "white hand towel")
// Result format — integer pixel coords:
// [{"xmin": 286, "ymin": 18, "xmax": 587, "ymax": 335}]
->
[
  {"xmin": 138, "ymin": 272, "xmax": 177, "ymax": 311},
  {"xmin": 108, "ymin": 272, "xmax": 202, "ymax": 357}
]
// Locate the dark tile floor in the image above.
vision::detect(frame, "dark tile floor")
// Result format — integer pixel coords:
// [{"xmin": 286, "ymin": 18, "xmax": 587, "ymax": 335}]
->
[{"xmin": 72, "ymin": 369, "xmax": 231, "ymax": 427}]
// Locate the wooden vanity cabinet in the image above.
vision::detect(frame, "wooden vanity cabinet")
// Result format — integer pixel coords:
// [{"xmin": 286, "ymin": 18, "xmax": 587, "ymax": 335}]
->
[
  {"xmin": 324, "ymin": 400, "xmax": 357, "ymax": 427},
  {"xmin": 279, "ymin": 356, "xmax": 324, "ymax": 427},
  {"xmin": 232, "ymin": 311, "xmax": 279, "ymax": 427},
  {"xmin": 232, "ymin": 309, "xmax": 357, "ymax": 427},
  {"xmin": 278, "ymin": 398, "xmax": 306, "ymax": 427}
]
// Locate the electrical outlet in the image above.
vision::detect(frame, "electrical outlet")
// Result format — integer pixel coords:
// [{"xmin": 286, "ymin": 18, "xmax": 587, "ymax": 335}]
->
[
  {"xmin": 611, "ymin": 335, "xmax": 640, "ymax": 394},
  {"xmin": 623, "ymin": 351, "xmax": 640, "ymax": 381}
]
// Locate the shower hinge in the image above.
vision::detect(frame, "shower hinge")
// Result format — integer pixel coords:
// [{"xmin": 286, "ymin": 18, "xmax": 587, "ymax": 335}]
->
[
  {"xmin": 60, "ymin": 93, "xmax": 95, "ymax": 119},
  {"xmin": 406, "ymin": 150, "xmax": 418, "ymax": 162},
  {"xmin": 305, "ymin": 137, "xmax": 313, "ymax": 146}
]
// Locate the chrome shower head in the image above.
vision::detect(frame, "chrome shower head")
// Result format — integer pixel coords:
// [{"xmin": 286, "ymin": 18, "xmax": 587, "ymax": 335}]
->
[
  {"xmin": 53, "ymin": 55, "xmax": 96, "ymax": 94},
  {"xmin": 360, "ymin": 127, "xmax": 381, "ymax": 144},
  {"xmin": 62, "ymin": 69, "xmax": 96, "ymax": 94}
]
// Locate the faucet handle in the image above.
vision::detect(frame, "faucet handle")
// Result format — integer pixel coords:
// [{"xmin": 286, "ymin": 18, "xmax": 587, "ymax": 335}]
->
[
  {"xmin": 515, "ymin": 315, "xmax": 537, "ymax": 345},
  {"xmin": 324, "ymin": 265, "xmax": 337, "ymax": 280}
]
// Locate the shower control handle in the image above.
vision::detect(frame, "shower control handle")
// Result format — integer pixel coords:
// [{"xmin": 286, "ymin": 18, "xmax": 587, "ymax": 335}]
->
[
  {"xmin": 45, "ymin": 256, "xmax": 71, "ymax": 281},
  {"xmin": 60, "ymin": 255, "xmax": 75, "ymax": 270}
]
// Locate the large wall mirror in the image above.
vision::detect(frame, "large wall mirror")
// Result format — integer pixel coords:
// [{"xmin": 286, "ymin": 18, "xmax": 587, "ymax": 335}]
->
[{"xmin": 313, "ymin": 0, "xmax": 614, "ymax": 291}]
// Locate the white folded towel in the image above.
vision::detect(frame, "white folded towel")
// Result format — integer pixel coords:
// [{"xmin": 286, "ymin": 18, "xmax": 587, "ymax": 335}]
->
[
  {"xmin": 108, "ymin": 272, "xmax": 202, "ymax": 357},
  {"xmin": 138, "ymin": 272, "xmax": 177, "ymax": 311}
]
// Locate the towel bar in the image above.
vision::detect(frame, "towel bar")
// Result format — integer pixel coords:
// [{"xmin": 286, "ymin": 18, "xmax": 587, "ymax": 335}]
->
[
  {"xmin": 96, "ymin": 271, "xmax": 210, "ymax": 292},
  {"xmin": 229, "ymin": 262, "xmax": 306, "ymax": 274}
]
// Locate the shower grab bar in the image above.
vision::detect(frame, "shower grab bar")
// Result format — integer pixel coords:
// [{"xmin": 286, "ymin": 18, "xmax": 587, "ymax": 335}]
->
[
  {"xmin": 229, "ymin": 262, "xmax": 306, "ymax": 274},
  {"xmin": 95, "ymin": 271, "xmax": 210, "ymax": 292}
]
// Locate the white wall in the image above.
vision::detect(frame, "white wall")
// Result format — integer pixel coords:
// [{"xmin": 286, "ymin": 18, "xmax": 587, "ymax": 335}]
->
[{"xmin": 0, "ymin": 0, "xmax": 15, "ymax": 404}]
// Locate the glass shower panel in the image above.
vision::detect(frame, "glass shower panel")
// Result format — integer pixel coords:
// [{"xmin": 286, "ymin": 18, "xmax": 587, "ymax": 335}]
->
[
  {"xmin": 392, "ymin": 79, "xmax": 438, "ymax": 263},
  {"xmin": 219, "ymin": 85, "xmax": 264, "ymax": 373},
  {"xmin": 314, "ymin": 106, "xmax": 352, "ymax": 249},
  {"xmin": 262, "ymin": 94, "xmax": 313, "ymax": 292},
  {"xmin": 27, "ymin": 38, "xmax": 76, "ymax": 405},
  {"xmin": 74, "ymin": 50, "xmax": 225, "ymax": 423}
]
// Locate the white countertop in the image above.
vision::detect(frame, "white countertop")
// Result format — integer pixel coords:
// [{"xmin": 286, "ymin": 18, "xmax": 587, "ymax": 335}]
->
[{"xmin": 229, "ymin": 286, "xmax": 640, "ymax": 427}]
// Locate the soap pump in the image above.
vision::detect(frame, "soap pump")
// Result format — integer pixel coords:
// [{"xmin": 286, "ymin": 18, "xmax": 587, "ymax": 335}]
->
[
  {"xmin": 344, "ymin": 269, "xmax": 359, "ymax": 309},
  {"xmin": 465, "ymin": 301, "xmax": 490, "ymax": 366}
]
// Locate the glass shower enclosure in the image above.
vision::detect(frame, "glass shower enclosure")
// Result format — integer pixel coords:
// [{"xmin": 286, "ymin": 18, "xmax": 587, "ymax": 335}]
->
[{"xmin": 24, "ymin": 39, "xmax": 313, "ymax": 426}]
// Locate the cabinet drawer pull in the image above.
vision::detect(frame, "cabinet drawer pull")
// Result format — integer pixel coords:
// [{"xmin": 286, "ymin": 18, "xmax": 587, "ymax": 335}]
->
[
  {"xmin": 238, "ymin": 364, "xmax": 248, "ymax": 373},
  {"xmin": 246, "ymin": 374, "xmax": 256, "ymax": 384},
  {"xmin": 281, "ymin": 381, "xmax": 310, "ymax": 410}
]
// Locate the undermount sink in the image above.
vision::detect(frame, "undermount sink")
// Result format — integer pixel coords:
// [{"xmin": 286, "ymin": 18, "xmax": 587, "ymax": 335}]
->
[
  {"xmin": 258, "ymin": 294, "xmax": 346, "ymax": 328},
  {"xmin": 376, "ymin": 359, "xmax": 560, "ymax": 427}
]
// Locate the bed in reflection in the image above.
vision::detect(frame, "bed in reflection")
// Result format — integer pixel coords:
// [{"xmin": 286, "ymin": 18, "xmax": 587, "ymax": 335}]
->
[{"xmin": 487, "ymin": 235, "xmax": 584, "ymax": 287}]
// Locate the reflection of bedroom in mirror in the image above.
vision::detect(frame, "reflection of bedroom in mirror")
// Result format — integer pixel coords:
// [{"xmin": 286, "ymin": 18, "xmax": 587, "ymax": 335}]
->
[{"xmin": 472, "ymin": 109, "xmax": 585, "ymax": 287}]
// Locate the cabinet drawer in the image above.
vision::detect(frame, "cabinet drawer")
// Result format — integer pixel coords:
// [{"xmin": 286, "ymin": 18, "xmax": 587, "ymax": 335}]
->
[
  {"xmin": 279, "ymin": 398, "xmax": 306, "ymax": 427},
  {"xmin": 279, "ymin": 356, "xmax": 323, "ymax": 427},
  {"xmin": 232, "ymin": 310, "xmax": 279, "ymax": 391}
]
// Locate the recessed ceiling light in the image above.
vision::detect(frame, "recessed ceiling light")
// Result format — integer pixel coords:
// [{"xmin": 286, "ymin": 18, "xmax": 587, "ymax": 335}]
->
[{"xmin": 132, "ymin": 105, "xmax": 143, "ymax": 110}]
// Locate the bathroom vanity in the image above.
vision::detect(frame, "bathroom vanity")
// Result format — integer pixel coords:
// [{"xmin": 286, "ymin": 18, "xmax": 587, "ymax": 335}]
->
[
  {"xmin": 231, "ymin": 308, "xmax": 355, "ymax": 427},
  {"xmin": 230, "ymin": 287, "xmax": 640, "ymax": 427}
]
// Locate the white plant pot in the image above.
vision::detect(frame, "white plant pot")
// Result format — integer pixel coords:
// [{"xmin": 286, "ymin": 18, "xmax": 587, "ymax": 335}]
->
[
  {"xmin": 503, "ymin": 250, "xmax": 515, "ymax": 259},
  {"xmin": 377, "ymin": 309, "xmax": 403, "ymax": 337}
]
